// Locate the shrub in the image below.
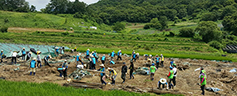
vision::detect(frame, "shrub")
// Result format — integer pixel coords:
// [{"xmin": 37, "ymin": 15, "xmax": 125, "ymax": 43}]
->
[
  {"xmin": 61, "ymin": 32, "xmax": 69, "ymax": 36},
  {"xmin": 208, "ymin": 41, "xmax": 224, "ymax": 49},
  {"xmin": 0, "ymin": 26, "xmax": 8, "ymax": 33},
  {"xmin": 143, "ymin": 23, "xmax": 153, "ymax": 29},
  {"xmin": 179, "ymin": 28, "xmax": 195, "ymax": 37}
]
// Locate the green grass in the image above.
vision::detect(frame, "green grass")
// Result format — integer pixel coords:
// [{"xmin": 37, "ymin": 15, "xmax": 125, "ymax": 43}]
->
[{"xmin": 0, "ymin": 80, "xmax": 154, "ymax": 96}]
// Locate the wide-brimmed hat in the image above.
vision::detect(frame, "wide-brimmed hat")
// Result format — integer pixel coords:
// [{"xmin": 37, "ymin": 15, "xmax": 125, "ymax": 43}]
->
[
  {"xmin": 160, "ymin": 78, "xmax": 167, "ymax": 84},
  {"xmin": 100, "ymin": 64, "xmax": 104, "ymax": 67}
]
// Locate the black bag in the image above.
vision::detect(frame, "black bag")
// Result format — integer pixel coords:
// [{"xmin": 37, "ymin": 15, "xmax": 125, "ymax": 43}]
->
[{"xmin": 30, "ymin": 48, "xmax": 37, "ymax": 54}]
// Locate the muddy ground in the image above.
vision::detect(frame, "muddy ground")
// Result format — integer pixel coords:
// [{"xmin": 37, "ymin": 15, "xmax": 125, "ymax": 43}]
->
[{"xmin": 0, "ymin": 52, "xmax": 236, "ymax": 96}]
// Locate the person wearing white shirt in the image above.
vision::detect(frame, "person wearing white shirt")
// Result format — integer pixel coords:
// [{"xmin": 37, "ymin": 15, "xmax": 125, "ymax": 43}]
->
[
  {"xmin": 12, "ymin": 51, "xmax": 17, "ymax": 64},
  {"xmin": 172, "ymin": 64, "xmax": 177, "ymax": 87},
  {"xmin": 37, "ymin": 54, "xmax": 41, "ymax": 68}
]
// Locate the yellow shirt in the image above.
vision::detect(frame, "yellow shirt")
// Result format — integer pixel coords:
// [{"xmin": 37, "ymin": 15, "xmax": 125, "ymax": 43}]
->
[
  {"xmin": 110, "ymin": 70, "xmax": 117, "ymax": 76},
  {"xmin": 161, "ymin": 56, "xmax": 164, "ymax": 61}
]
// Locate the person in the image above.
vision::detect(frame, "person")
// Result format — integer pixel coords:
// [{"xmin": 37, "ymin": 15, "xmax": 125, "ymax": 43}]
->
[
  {"xmin": 12, "ymin": 51, "xmax": 17, "ymax": 64},
  {"xmin": 160, "ymin": 54, "xmax": 164, "ymax": 67},
  {"xmin": 29, "ymin": 58, "xmax": 37, "ymax": 75},
  {"xmin": 132, "ymin": 52, "xmax": 136, "ymax": 62},
  {"xmin": 172, "ymin": 64, "xmax": 177, "ymax": 87},
  {"xmin": 22, "ymin": 48, "xmax": 26, "ymax": 60},
  {"xmin": 91, "ymin": 55, "xmax": 96, "ymax": 70},
  {"xmin": 1, "ymin": 50, "xmax": 4, "ymax": 63},
  {"xmin": 144, "ymin": 54, "xmax": 148, "ymax": 60},
  {"xmin": 200, "ymin": 67, "xmax": 206, "ymax": 76},
  {"xmin": 62, "ymin": 60, "xmax": 68, "ymax": 80},
  {"xmin": 117, "ymin": 50, "xmax": 122, "ymax": 60},
  {"xmin": 150, "ymin": 63, "xmax": 157, "ymax": 81},
  {"xmin": 155, "ymin": 55, "xmax": 160, "ymax": 69},
  {"xmin": 55, "ymin": 47, "xmax": 59, "ymax": 55},
  {"xmin": 136, "ymin": 53, "xmax": 139, "ymax": 60},
  {"xmin": 121, "ymin": 62, "xmax": 127, "ymax": 83},
  {"xmin": 109, "ymin": 60, "xmax": 115, "ymax": 64},
  {"xmin": 75, "ymin": 53, "xmax": 83, "ymax": 65},
  {"xmin": 110, "ymin": 51, "xmax": 115, "ymax": 60},
  {"xmin": 26, "ymin": 52, "xmax": 32, "ymax": 61},
  {"xmin": 98, "ymin": 64, "xmax": 106, "ymax": 85},
  {"xmin": 101, "ymin": 54, "xmax": 106, "ymax": 64},
  {"xmin": 74, "ymin": 46, "xmax": 77, "ymax": 51},
  {"xmin": 86, "ymin": 49, "xmax": 90, "ymax": 59},
  {"xmin": 200, "ymin": 72, "xmax": 206, "ymax": 95},
  {"xmin": 37, "ymin": 52, "xmax": 41, "ymax": 68},
  {"xmin": 108, "ymin": 68, "xmax": 117, "ymax": 85},
  {"xmin": 170, "ymin": 59, "xmax": 174, "ymax": 67},
  {"xmin": 93, "ymin": 50, "xmax": 98, "ymax": 62},
  {"xmin": 167, "ymin": 67, "xmax": 174, "ymax": 89},
  {"xmin": 44, "ymin": 55, "xmax": 51, "ymax": 67},
  {"xmin": 129, "ymin": 60, "xmax": 134, "ymax": 79},
  {"xmin": 157, "ymin": 78, "xmax": 168, "ymax": 89}
]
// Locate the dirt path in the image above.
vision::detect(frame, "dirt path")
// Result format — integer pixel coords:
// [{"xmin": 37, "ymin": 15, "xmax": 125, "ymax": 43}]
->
[
  {"xmin": 0, "ymin": 52, "xmax": 236, "ymax": 95},
  {"xmin": 8, "ymin": 27, "xmax": 73, "ymax": 33}
]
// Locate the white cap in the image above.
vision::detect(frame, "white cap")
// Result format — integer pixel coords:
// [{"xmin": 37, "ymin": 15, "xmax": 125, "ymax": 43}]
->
[
  {"xmin": 1, "ymin": 50, "xmax": 3, "ymax": 52},
  {"xmin": 33, "ymin": 58, "xmax": 37, "ymax": 60},
  {"xmin": 64, "ymin": 60, "xmax": 67, "ymax": 62},
  {"xmin": 87, "ymin": 49, "xmax": 90, "ymax": 50},
  {"xmin": 100, "ymin": 64, "xmax": 104, "ymax": 67},
  {"xmin": 23, "ymin": 48, "xmax": 25, "ymax": 49},
  {"xmin": 160, "ymin": 78, "xmax": 167, "ymax": 84},
  {"xmin": 108, "ymin": 67, "xmax": 111, "ymax": 70}
]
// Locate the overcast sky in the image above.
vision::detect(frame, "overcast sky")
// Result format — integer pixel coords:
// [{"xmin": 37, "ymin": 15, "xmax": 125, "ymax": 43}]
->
[{"xmin": 25, "ymin": 0, "xmax": 99, "ymax": 11}]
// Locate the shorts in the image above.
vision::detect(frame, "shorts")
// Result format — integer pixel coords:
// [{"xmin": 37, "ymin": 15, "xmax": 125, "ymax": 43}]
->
[{"xmin": 30, "ymin": 68, "xmax": 36, "ymax": 72}]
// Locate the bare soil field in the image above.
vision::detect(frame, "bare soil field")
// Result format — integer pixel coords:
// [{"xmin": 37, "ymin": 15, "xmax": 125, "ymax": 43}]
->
[{"xmin": 0, "ymin": 52, "xmax": 236, "ymax": 96}]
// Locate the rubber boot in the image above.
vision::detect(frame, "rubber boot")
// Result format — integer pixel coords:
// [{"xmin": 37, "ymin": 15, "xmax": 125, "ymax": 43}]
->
[
  {"xmin": 30, "ymin": 72, "xmax": 32, "ymax": 75},
  {"xmin": 33, "ymin": 72, "xmax": 35, "ymax": 75},
  {"xmin": 60, "ymin": 73, "xmax": 62, "ymax": 77}
]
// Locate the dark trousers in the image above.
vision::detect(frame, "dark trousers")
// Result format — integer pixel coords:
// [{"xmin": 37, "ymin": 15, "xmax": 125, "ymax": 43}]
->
[
  {"xmin": 89, "ymin": 62, "xmax": 93, "ymax": 69},
  {"xmin": 156, "ymin": 62, "xmax": 159, "ymax": 69},
  {"xmin": 44, "ymin": 60, "xmax": 51, "ymax": 67},
  {"xmin": 121, "ymin": 73, "xmax": 126, "ymax": 82},
  {"xmin": 173, "ymin": 76, "xmax": 176, "ymax": 86},
  {"xmin": 201, "ymin": 85, "xmax": 205, "ymax": 95},
  {"xmin": 86, "ymin": 55, "xmax": 89, "ymax": 59},
  {"xmin": 22, "ymin": 54, "xmax": 26, "ymax": 60},
  {"xmin": 158, "ymin": 82, "xmax": 165, "ymax": 89},
  {"xmin": 0, "ymin": 58, "xmax": 2, "ymax": 63},
  {"xmin": 117, "ymin": 56, "xmax": 122, "ymax": 60},
  {"xmin": 37, "ymin": 61, "xmax": 41, "ymax": 67},
  {"xmin": 63, "ymin": 68, "xmax": 67, "ymax": 78},
  {"xmin": 150, "ymin": 73, "xmax": 154, "ymax": 81},
  {"xmin": 101, "ymin": 60, "xmax": 105, "ymax": 64},
  {"xmin": 92, "ymin": 64, "xmax": 96, "ymax": 70},
  {"xmin": 132, "ymin": 58, "xmax": 136, "ymax": 62},
  {"xmin": 161, "ymin": 61, "xmax": 164, "ymax": 67},
  {"xmin": 12, "ymin": 57, "xmax": 16, "ymax": 64},
  {"xmin": 168, "ymin": 79, "xmax": 173, "ymax": 89},
  {"xmin": 130, "ymin": 70, "xmax": 134, "ymax": 79},
  {"xmin": 100, "ymin": 76, "xmax": 106, "ymax": 85}
]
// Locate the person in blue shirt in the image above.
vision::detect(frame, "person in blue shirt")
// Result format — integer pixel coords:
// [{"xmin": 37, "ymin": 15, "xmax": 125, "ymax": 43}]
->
[
  {"xmin": 117, "ymin": 50, "xmax": 122, "ymax": 60},
  {"xmin": 170, "ymin": 59, "xmax": 174, "ymax": 67},
  {"xmin": 101, "ymin": 54, "xmax": 106, "ymax": 64},
  {"xmin": 86, "ymin": 49, "xmax": 90, "ymax": 59},
  {"xmin": 76, "ymin": 53, "xmax": 83, "ymax": 65},
  {"xmin": 110, "ymin": 51, "xmax": 115, "ymax": 60},
  {"xmin": 22, "ymin": 48, "xmax": 26, "ymax": 60},
  {"xmin": 29, "ymin": 58, "xmax": 37, "ymax": 75},
  {"xmin": 155, "ymin": 55, "xmax": 160, "ymax": 69},
  {"xmin": 44, "ymin": 55, "xmax": 51, "ymax": 67},
  {"xmin": 55, "ymin": 47, "xmax": 59, "ymax": 55},
  {"xmin": 62, "ymin": 60, "xmax": 68, "ymax": 80},
  {"xmin": 132, "ymin": 52, "xmax": 136, "ymax": 62},
  {"xmin": 1, "ymin": 50, "xmax": 4, "ymax": 63},
  {"xmin": 94, "ymin": 50, "xmax": 98, "ymax": 62},
  {"xmin": 98, "ymin": 64, "xmax": 106, "ymax": 85},
  {"xmin": 91, "ymin": 55, "xmax": 96, "ymax": 70}
]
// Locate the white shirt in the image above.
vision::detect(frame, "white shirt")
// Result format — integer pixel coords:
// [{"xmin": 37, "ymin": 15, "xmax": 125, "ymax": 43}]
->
[
  {"xmin": 12, "ymin": 52, "xmax": 17, "ymax": 57},
  {"xmin": 37, "ymin": 55, "xmax": 41, "ymax": 61},
  {"xmin": 173, "ymin": 67, "xmax": 177, "ymax": 77}
]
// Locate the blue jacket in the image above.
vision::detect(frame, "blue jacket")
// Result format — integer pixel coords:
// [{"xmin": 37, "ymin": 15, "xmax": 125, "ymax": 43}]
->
[
  {"xmin": 76, "ymin": 56, "xmax": 80, "ymax": 61},
  {"xmin": 101, "ymin": 56, "xmax": 105, "ymax": 60},
  {"xmin": 92, "ymin": 57, "xmax": 96, "ymax": 64},
  {"xmin": 56, "ymin": 49, "xmax": 59, "ymax": 52},
  {"xmin": 22, "ymin": 50, "xmax": 26, "ymax": 55},
  {"xmin": 117, "ymin": 51, "xmax": 120, "ymax": 56},
  {"xmin": 111, "ymin": 52, "xmax": 115, "ymax": 57},
  {"xmin": 86, "ymin": 50, "xmax": 89, "ymax": 55},
  {"xmin": 170, "ymin": 61, "xmax": 174, "ymax": 65},
  {"xmin": 30, "ymin": 60, "xmax": 36, "ymax": 68},
  {"xmin": 100, "ymin": 67, "xmax": 105, "ymax": 76},
  {"xmin": 133, "ymin": 54, "xmax": 136, "ymax": 58},
  {"xmin": 93, "ymin": 53, "xmax": 97, "ymax": 57},
  {"xmin": 156, "ymin": 57, "xmax": 160, "ymax": 63},
  {"xmin": 1, "ymin": 52, "xmax": 3, "ymax": 58}
]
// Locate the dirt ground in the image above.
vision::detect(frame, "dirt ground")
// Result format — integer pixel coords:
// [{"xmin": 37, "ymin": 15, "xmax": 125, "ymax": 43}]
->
[{"xmin": 0, "ymin": 52, "xmax": 237, "ymax": 96}]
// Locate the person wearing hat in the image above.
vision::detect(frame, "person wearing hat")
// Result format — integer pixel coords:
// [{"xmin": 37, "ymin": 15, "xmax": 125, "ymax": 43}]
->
[
  {"xmin": 75, "ymin": 53, "xmax": 83, "ymax": 65},
  {"xmin": 121, "ymin": 62, "xmax": 127, "ymax": 83},
  {"xmin": 55, "ymin": 47, "xmax": 59, "ymax": 55},
  {"xmin": 86, "ymin": 49, "xmax": 90, "ymax": 59},
  {"xmin": 155, "ymin": 55, "xmax": 160, "ymax": 69},
  {"xmin": 44, "ymin": 55, "xmax": 52, "ymax": 67},
  {"xmin": 26, "ymin": 52, "xmax": 32, "ymax": 61},
  {"xmin": 62, "ymin": 60, "xmax": 68, "ymax": 80},
  {"xmin": 199, "ymin": 72, "xmax": 207, "ymax": 95},
  {"xmin": 11, "ymin": 51, "xmax": 17, "ymax": 64},
  {"xmin": 110, "ymin": 51, "xmax": 115, "ymax": 60},
  {"xmin": 91, "ymin": 54, "xmax": 96, "ymax": 70},
  {"xmin": 101, "ymin": 54, "xmax": 106, "ymax": 64},
  {"xmin": 144, "ymin": 54, "xmax": 148, "ymax": 60},
  {"xmin": 74, "ymin": 46, "xmax": 77, "ymax": 52},
  {"xmin": 98, "ymin": 64, "xmax": 106, "ymax": 85},
  {"xmin": 132, "ymin": 52, "xmax": 136, "ymax": 62},
  {"xmin": 92, "ymin": 50, "xmax": 98, "ymax": 62},
  {"xmin": 150, "ymin": 63, "xmax": 157, "ymax": 81},
  {"xmin": 129, "ymin": 59, "xmax": 134, "ymax": 79},
  {"xmin": 172, "ymin": 64, "xmax": 177, "ymax": 87},
  {"xmin": 157, "ymin": 78, "xmax": 168, "ymax": 89},
  {"xmin": 0, "ymin": 50, "xmax": 4, "ymax": 63},
  {"xmin": 22, "ymin": 48, "xmax": 26, "ymax": 60},
  {"xmin": 37, "ymin": 52, "xmax": 42, "ymax": 68},
  {"xmin": 167, "ymin": 67, "xmax": 174, "ymax": 89},
  {"xmin": 117, "ymin": 50, "xmax": 122, "ymax": 61},
  {"xmin": 29, "ymin": 58, "xmax": 37, "ymax": 75},
  {"xmin": 160, "ymin": 54, "xmax": 164, "ymax": 67},
  {"xmin": 108, "ymin": 68, "xmax": 117, "ymax": 85}
]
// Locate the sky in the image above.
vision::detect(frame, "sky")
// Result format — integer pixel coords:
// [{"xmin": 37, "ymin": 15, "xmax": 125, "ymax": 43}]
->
[{"xmin": 25, "ymin": 0, "xmax": 99, "ymax": 11}]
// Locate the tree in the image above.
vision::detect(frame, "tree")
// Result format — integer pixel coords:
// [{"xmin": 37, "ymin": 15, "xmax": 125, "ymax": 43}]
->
[
  {"xmin": 195, "ymin": 21, "xmax": 222, "ymax": 42},
  {"xmin": 30, "ymin": 5, "xmax": 36, "ymax": 12},
  {"xmin": 200, "ymin": 12, "xmax": 218, "ymax": 21},
  {"xmin": 45, "ymin": 0, "xmax": 68, "ymax": 14},
  {"xmin": 222, "ymin": 13, "xmax": 237, "ymax": 36},
  {"xmin": 0, "ymin": 0, "xmax": 30, "ymax": 12},
  {"xmin": 159, "ymin": 16, "xmax": 168, "ymax": 30},
  {"xmin": 112, "ymin": 22, "xmax": 125, "ymax": 32},
  {"xmin": 179, "ymin": 28, "xmax": 195, "ymax": 37}
]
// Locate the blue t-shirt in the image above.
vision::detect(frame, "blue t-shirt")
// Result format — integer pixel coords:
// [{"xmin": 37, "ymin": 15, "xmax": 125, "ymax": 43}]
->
[
  {"xmin": 56, "ymin": 49, "xmax": 59, "ymax": 52},
  {"xmin": 102, "ymin": 56, "xmax": 105, "ymax": 60},
  {"xmin": 1, "ymin": 52, "xmax": 3, "ymax": 58},
  {"xmin": 76, "ymin": 56, "xmax": 80, "ymax": 61},
  {"xmin": 133, "ymin": 54, "xmax": 136, "ymax": 58},
  {"xmin": 170, "ymin": 61, "xmax": 174, "ymax": 65},
  {"xmin": 86, "ymin": 50, "xmax": 89, "ymax": 55},
  {"xmin": 92, "ymin": 57, "xmax": 96, "ymax": 64},
  {"xmin": 100, "ymin": 68, "xmax": 105, "ymax": 76},
  {"xmin": 117, "ymin": 51, "xmax": 120, "ymax": 56},
  {"xmin": 22, "ymin": 50, "xmax": 26, "ymax": 55},
  {"xmin": 111, "ymin": 52, "xmax": 115, "ymax": 57},
  {"xmin": 156, "ymin": 57, "xmax": 160, "ymax": 63},
  {"xmin": 30, "ymin": 60, "xmax": 36, "ymax": 68},
  {"xmin": 45, "ymin": 56, "xmax": 49, "ymax": 60}
]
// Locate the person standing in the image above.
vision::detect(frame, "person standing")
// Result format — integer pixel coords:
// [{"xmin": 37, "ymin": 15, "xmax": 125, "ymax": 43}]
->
[
  {"xmin": 108, "ymin": 68, "xmax": 117, "ymax": 85},
  {"xmin": 110, "ymin": 51, "xmax": 115, "ymax": 60},
  {"xmin": 29, "ymin": 58, "xmax": 37, "ymax": 75},
  {"xmin": 1, "ymin": 50, "xmax": 4, "ymax": 63},
  {"xmin": 129, "ymin": 60, "xmax": 134, "ymax": 79},
  {"xmin": 62, "ymin": 60, "xmax": 68, "ymax": 80},
  {"xmin": 12, "ymin": 51, "xmax": 17, "ymax": 64},
  {"xmin": 172, "ymin": 64, "xmax": 177, "ymax": 87},
  {"xmin": 22, "ymin": 48, "xmax": 26, "ymax": 60},
  {"xmin": 91, "ymin": 55, "xmax": 96, "ymax": 70},
  {"xmin": 132, "ymin": 52, "xmax": 136, "ymax": 62},
  {"xmin": 117, "ymin": 50, "xmax": 122, "ymax": 60},
  {"xmin": 26, "ymin": 52, "xmax": 32, "ymax": 61},
  {"xmin": 150, "ymin": 63, "xmax": 157, "ymax": 81},
  {"xmin": 121, "ymin": 62, "xmax": 127, "ymax": 83},
  {"xmin": 160, "ymin": 54, "xmax": 164, "ymax": 67},
  {"xmin": 98, "ymin": 64, "xmax": 106, "ymax": 85},
  {"xmin": 200, "ymin": 72, "xmax": 207, "ymax": 95},
  {"xmin": 75, "ymin": 53, "xmax": 83, "ymax": 65},
  {"xmin": 167, "ymin": 67, "xmax": 174, "ymax": 89},
  {"xmin": 55, "ymin": 47, "xmax": 59, "ymax": 55},
  {"xmin": 44, "ymin": 55, "xmax": 51, "ymax": 67},
  {"xmin": 155, "ymin": 55, "xmax": 160, "ymax": 69},
  {"xmin": 37, "ymin": 53, "xmax": 41, "ymax": 68},
  {"xmin": 86, "ymin": 49, "xmax": 90, "ymax": 59},
  {"xmin": 101, "ymin": 54, "xmax": 106, "ymax": 64},
  {"xmin": 93, "ymin": 50, "xmax": 98, "ymax": 62}
]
